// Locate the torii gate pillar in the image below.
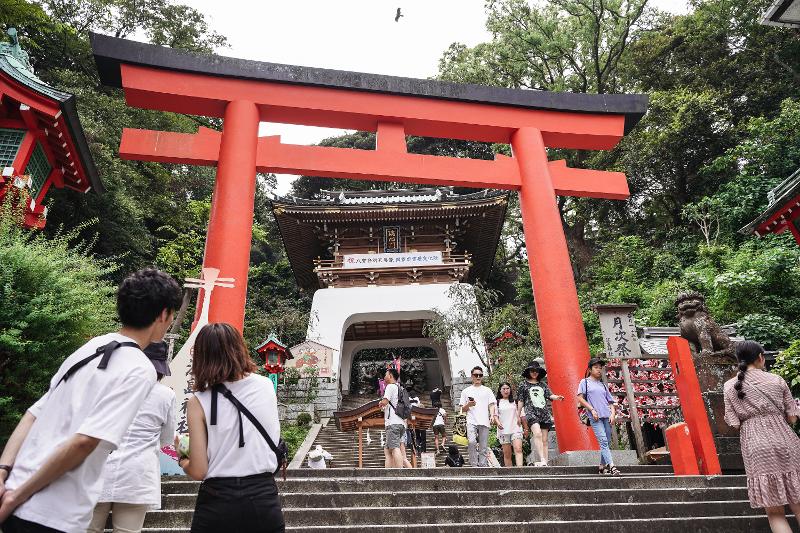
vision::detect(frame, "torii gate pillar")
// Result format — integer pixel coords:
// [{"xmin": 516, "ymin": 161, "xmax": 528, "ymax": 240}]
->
[
  {"xmin": 201, "ymin": 100, "xmax": 259, "ymax": 331},
  {"xmin": 513, "ymin": 127, "xmax": 595, "ymax": 450}
]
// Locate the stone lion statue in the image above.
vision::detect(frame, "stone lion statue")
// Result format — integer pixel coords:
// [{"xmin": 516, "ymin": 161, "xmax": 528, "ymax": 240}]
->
[{"xmin": 676, "ymin": 291, "xmax": 736, "ymax": 364}]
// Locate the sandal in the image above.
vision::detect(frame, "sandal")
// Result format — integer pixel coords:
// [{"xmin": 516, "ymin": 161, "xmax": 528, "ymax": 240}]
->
[
  {"xmin": 608, "ymin": 465, "xmax": 621, "ymax": 476},
  {"xmin": 598, "ymin": 465, "xmax": 608, "ymax": 475}
]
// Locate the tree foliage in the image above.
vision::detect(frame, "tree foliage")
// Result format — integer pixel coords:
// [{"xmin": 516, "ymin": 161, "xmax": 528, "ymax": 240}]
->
[{"xmin": 0, "ymin": 209, "xmax": 117, "ymax": 439}]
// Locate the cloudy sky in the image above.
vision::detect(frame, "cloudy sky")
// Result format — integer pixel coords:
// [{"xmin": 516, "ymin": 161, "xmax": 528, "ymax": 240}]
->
[{"xmin": 184, "ymin": 0, "xmax": 690, "ymax": 194}]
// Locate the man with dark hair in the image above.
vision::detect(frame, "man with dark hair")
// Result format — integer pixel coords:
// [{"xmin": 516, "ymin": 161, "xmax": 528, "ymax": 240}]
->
[
  {"xmin": 0, "ymin": 268, "xmax": 182, "ymax": 532},
  {"xmin": 379, "ymin": 368, "xmax": 406, "ymax": 468},
  {"xmin": 459, "ymin": 365, "xmax": 496, "ymax": 467}
]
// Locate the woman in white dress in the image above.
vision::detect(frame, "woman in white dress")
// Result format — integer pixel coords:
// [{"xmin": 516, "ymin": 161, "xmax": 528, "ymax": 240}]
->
[{"xmin": 86, "ymin": 341, "xmax": 176, "ymax": 533}]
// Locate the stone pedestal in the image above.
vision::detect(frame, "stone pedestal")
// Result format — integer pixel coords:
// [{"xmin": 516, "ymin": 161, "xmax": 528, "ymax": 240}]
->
[{"xmin": 695, "ymin": 357, "xmax": 743, "ymax": 472}]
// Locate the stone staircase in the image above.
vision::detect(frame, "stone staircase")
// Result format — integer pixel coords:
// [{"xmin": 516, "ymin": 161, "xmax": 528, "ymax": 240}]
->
[
  {"xmin": 308, "ymin": 391, "xmax": 472, "ymax": 468},
  {"xmin": 135, "ymin": 467, "xmax": 789, "ymax": 531}
]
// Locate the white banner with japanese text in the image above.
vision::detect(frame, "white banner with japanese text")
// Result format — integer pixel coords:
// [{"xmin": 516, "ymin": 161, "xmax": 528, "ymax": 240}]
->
[{"xmin": 342, "ymin": 251, "xmax": 443, "ymax": 269}]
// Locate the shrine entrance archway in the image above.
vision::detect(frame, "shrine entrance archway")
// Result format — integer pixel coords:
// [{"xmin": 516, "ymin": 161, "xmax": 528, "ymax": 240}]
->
[{"xmin": 90, "ymin": 33, "xmax": 648, "ymax": 453}]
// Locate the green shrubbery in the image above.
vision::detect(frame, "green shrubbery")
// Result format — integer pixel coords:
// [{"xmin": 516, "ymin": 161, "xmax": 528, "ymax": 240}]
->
[
  {"xmin": 773, "ymin": 340, "xmax": 800, "ymax": 397},
  {"xmin": 0, "ymin": 213, "xmax": 117, "ymax": 440}
]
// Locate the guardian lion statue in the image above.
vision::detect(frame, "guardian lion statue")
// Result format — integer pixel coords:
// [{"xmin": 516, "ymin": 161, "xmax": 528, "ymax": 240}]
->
[{"xmin": 675, "ymin": 291, "xmax": 736, "ymax": 364}]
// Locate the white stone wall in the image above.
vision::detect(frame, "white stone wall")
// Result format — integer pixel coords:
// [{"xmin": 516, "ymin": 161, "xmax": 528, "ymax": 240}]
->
[{"xmin": 305, "ymin": 283, "xmax": 487, "ymax": 397}]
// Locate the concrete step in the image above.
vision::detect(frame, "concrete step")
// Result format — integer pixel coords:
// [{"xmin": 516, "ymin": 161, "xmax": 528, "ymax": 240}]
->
[
  {"xmin": 280, "ymin": 516, "xmax": 789, "ymax": 533},
  {"xmin": 130, "ymin": 516, "xmax": 785, "ymax": 533},
  {"xmin": 161, "ymin": 486, "xmax": 749, "ymax": 509},
  {"xmin": 160, "ymin": 473, "xmax": 744, "ymax": 494},
  {"xmin": 141, "ymin": 500, "xmax": 761, "ymax": 528}
]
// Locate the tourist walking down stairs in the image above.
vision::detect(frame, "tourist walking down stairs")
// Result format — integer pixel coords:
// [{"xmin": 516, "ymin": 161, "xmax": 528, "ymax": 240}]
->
[
  {"xmin": 495, "ymin": 383, "xmax": 524, "ymax": 467},
  {"xmin": 379, "ymin": 368, "xmax": 407, "ymax": 469},
  {"xmin": 87, "ymin": 341, "xmax": 177, "ymax": 533},
  {"xmin": 179, "ymin": 323, "xmax": 285, "ymax": 533},
  {"xmin": 518, "ymin": 362, "xmax": 564, "ymax": 466},
  {"xmin": 723, "ymin": 340, "xmax": 800, "ymax": 533},
  {"xmin": 576, "ymin": 357, "xmax": 620, "ymax": 476},
  {"xmin": 459, "ymin": 366, "xmax": 497, "ymax": 467}
]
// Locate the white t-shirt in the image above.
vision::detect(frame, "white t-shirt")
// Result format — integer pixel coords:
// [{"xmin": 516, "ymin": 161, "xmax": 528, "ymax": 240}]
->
[
  {"xmin": 382, "ymin": 382, "xmax": 406, "ymax": 427},
  {"xmin": 459, "ymin": 384, "xmax": 496, "ymax": 427},
  {"xmin": 497, "ymin": 398, "xmax": 521, "ymax": 436},
  {"xmin": 434, "ymin": 408, "xmax": 447, "ymax": 427},
  {"xmin": 195, "ymin": 373, "xmax": 280, "ymax": 478},
  {"xmin": 6, "ymin": 333, "xmax": 156, "ymax": 533},
  {"xmin": 98, "ymin": 382, "xmax": 176, "ymax": 507}
]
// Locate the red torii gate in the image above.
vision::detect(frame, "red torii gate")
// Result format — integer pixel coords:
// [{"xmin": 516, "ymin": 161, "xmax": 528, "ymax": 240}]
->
[{"xmin": 91, "ymin": 33, "xmax": 647, "ymax": 452}]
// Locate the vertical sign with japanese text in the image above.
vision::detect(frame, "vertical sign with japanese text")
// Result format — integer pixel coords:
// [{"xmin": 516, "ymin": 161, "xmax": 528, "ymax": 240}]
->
[{"xmin": 596, "ymin": 304, "xmax": 642, "ymax": 360}]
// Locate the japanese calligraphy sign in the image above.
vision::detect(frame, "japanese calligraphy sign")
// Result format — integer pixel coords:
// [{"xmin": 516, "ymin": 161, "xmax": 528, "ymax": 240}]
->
[
  {"xmin": 383, "ymin": 226, "xmax": 400, "ymax": 253},
  {"xmin": 343, "ymin": 251, "xmax": 442, "ymax": 269},
  {"xmin": 595, "ymin": 304, "xmax": 642, "ymax": 360}
]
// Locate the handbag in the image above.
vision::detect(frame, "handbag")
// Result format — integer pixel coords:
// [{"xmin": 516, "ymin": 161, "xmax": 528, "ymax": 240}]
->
[
  {"xmin": 578, "ymin": 378, "xmax": 592, "ymax": 426},
  {"xmin": 452, "ymin": 412, "xmax": 468, "ymax": 446}
]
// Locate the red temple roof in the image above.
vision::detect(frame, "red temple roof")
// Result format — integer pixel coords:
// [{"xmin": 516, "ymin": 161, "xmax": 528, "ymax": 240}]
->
[{"xmin": 0, "ymin": 29, "xmax": 102, "ymax": 227}]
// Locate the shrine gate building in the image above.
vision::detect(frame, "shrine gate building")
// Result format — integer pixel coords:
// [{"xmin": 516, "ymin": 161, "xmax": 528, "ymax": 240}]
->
[{"xmin": 272, "ymin": 187, "xmax": 507, "ymax": 403}]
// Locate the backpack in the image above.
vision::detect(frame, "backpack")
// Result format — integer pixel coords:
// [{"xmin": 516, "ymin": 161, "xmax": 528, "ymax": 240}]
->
[
  {"xmin": 388, "ymin": 383, "xmax": 412, "ymax": 420},
  {"xmin": 210, "ymin": 383, "xmax": 289, "ymax": 480}
]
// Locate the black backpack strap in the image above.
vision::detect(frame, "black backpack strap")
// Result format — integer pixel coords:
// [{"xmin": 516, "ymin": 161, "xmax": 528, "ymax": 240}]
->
[
  {"xmin": 56, "ymin": 341, "xmax": 140, "ymax": 387},
  {"xmin": 210, "ymin": 384, "xmax": 283, "ymax": 461}
]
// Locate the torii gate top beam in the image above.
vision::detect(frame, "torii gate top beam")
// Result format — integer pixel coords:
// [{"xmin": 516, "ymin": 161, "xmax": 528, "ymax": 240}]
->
[{"xmin": 90, "ymin": 33, "xmax": 647, "ymax": 150}]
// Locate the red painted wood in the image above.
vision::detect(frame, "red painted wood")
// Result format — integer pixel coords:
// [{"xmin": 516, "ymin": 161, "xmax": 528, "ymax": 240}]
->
[
  {"xmin": 376, "ymin": 122, "xmax": 407, "ymax": 153},
  {"xmin": 119, "ymin": 128, "xmax": 630, "ymax": 198},
  {"xmin": 756, "ymin": 193, "xmax": 800, "ymax": 236},
  {"xmin": 512, "ymin": 127, "xmax": 597, "ymax": 452},
  {"xmin": 666, "ymin": 336, "xmax": 722, "ymax": 475},
  {"xmin": 202, "ymin": 100, "xmax": 259, "ymax": 332},
  {"xmin": 0, "ymin": 118, "xmax": 25, "ymax": 129},
  {"xmin": 665, "ymin": 422, "xmax": 700, "ymax": 475},
  {"xmin": 12, "ymin": 131, "xmax": 36, "ymax": 173},
  {"xmin": 119, "ymin": 64, "xmax": 626, "ymax": 150}
]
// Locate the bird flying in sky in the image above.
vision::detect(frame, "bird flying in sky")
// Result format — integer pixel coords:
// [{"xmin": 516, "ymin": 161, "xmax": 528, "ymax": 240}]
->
[{"xmin": 395, "ymin": 7, "xmax": 403, "ymax": 22}]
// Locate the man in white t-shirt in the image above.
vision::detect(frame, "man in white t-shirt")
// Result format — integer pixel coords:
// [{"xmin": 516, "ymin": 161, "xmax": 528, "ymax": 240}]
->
[
  {"xmin": 0, "ymin": 268, "xmax": 182, "ymax": 533},
  {"xmin": 459, "ymin": 366, "xmax": 497, "ymax": 467},
  {"xmin": 378, "ymin": 368, "xmax": 406, "ymax": 468}
]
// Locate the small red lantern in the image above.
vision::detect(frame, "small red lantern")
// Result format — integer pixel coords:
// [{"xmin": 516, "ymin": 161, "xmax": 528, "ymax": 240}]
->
[{"xmin": 256, "ymin": 333, "xmax": 290, "ymax": 375}]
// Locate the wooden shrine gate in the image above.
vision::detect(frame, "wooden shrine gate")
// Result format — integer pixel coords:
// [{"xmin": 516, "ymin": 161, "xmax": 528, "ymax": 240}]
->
[{"xmin": 90, "ymin": 33, "xmax": 648, "ymax": 452}]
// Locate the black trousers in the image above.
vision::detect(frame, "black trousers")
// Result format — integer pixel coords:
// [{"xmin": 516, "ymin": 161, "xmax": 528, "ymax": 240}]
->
[
  {"xmin": 190, "ymin": 472, "xmax": 285, "ymax": 533},
  {"xmin": 1, "ymin": 516, "xmax": 63, "ymax": 533}
]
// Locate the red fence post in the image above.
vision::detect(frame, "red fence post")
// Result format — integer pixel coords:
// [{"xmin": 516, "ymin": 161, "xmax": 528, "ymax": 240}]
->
[
  {"xmin": 666, "ymin": 336, "xmax": 722, "ymax": 475},
  {"xmin": 665, "ymin": 422, "xmax": 700, "ymax": 475}
]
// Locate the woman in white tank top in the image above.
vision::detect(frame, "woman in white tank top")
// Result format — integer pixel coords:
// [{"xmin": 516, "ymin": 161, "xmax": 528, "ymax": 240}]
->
[{"xmin": 178, "ymin": 323, "xmax": 284, "ymax": 533}]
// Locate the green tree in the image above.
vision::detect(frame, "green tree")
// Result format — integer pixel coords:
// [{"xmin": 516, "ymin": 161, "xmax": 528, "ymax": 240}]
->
[{"xmin": 0, "ymin": 211, "xmax": 117, "ymax": 440}]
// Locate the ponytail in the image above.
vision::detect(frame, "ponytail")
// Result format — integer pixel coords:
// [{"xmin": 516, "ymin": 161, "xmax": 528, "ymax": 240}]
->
[{"xmin": 733, "ymin": 340, "xmax": 765, "ymax": 400}]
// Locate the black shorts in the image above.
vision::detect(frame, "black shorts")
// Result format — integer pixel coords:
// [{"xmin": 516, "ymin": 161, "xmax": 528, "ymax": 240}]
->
[{"xmin": 527, "ymin": 419, "xmax": 554, "ymax": 431}]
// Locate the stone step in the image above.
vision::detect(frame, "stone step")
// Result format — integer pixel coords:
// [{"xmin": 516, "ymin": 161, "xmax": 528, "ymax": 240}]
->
[
  {"xmin": 281, "ymin": 516, "xmax": 789, "ymax": 533},
  {"xmin": 160, "ymin": 473, "xmax": 744, "ymax": 494},
  {"xmin": 130, "ymin": 515, "xmax": 784, "ymax": 533},
  {"xmin": 140, "ymin": 500, "xmax": 759, "ymax": 528},
  {"xmin": 161, "ymin": 486, "xmax": 748, "ymax": 509},
  {"xmin": 280, "ymin": 465, "xmax": 674, "ymax": 477}
]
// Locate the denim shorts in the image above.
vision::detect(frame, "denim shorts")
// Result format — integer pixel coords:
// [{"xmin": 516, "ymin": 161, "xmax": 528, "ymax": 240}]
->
[
  {"xmin": 498, "ymin": 432, "xmax": 523, "ymax": 445},
  {"xmin": 385, "ymin": 424, "xmax": 405, "ymax": 449}
]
